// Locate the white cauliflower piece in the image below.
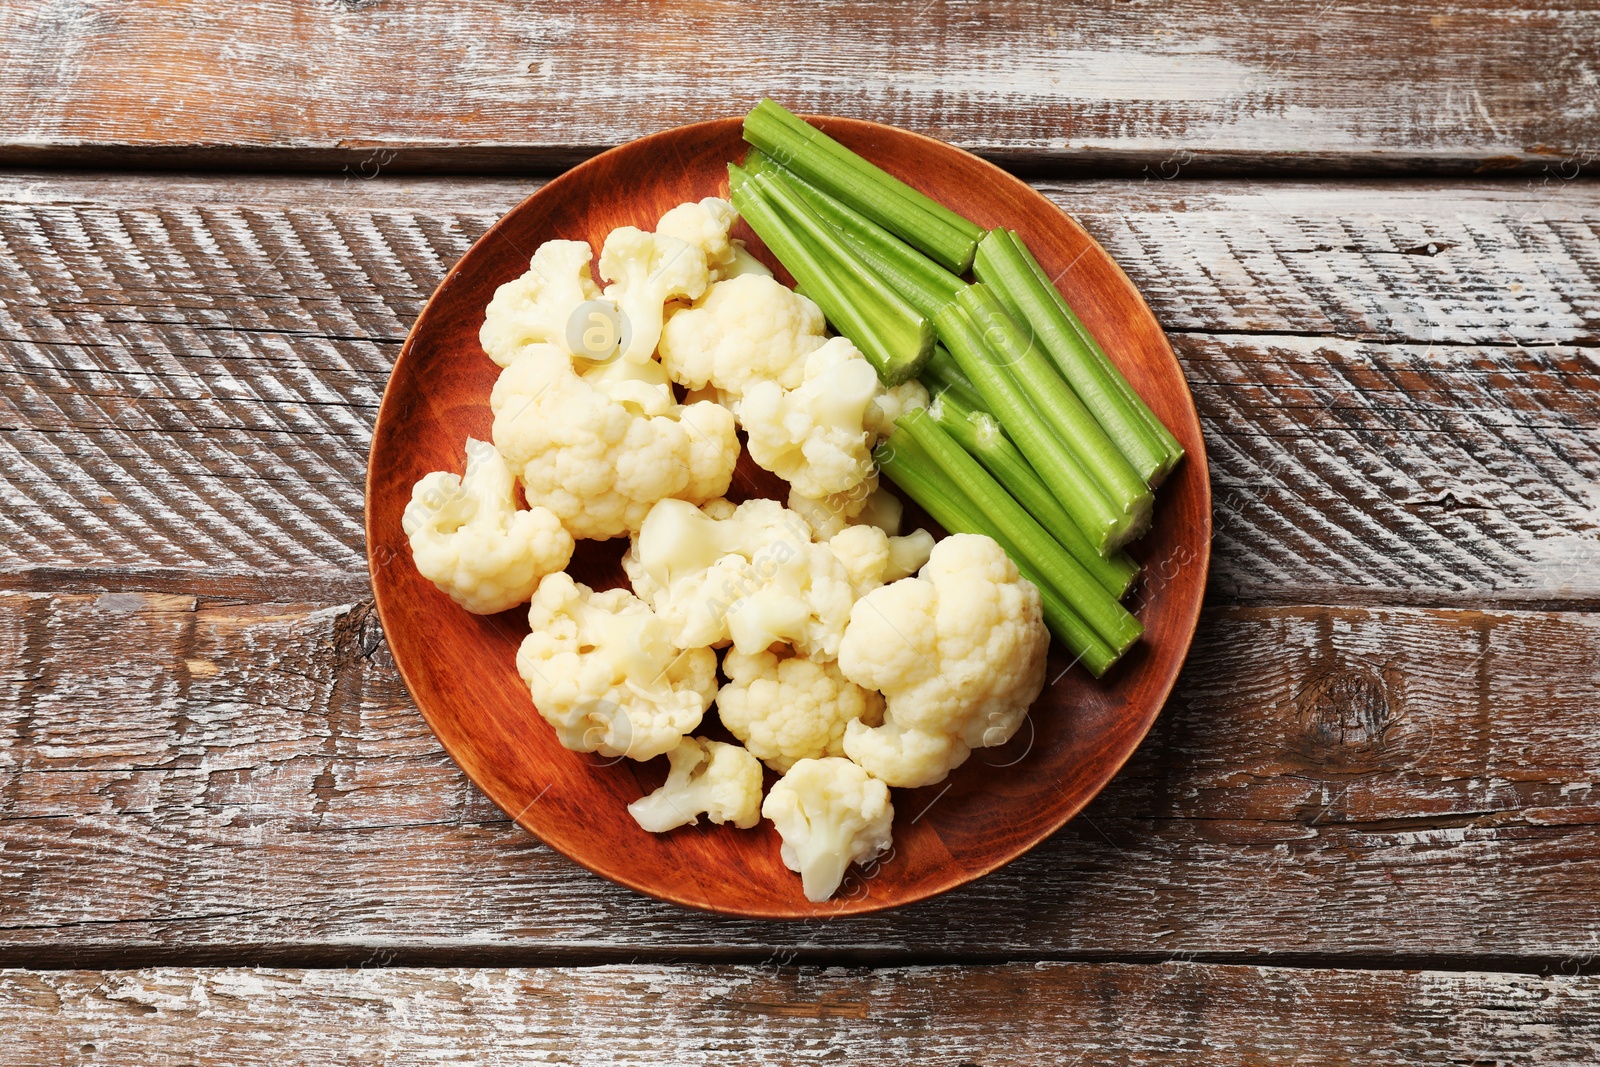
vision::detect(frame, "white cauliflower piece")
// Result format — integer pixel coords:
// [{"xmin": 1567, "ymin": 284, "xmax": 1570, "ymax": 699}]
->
[
  {"xmin": 655, "ymin": 196, "xmax": 771, "ymax": 281},
  {"xmin": 839, "ymin": 534, "xmax": 1049, "ymax": 788},
  {"xmin": 622, "ymin": 497, "xmax": 857, "ymax": 660},
  {"xmin": 491, "ymin": 344, "xmax": 738, "ymax": 540},
  {"xmin": 479, "ymin": 239, "xmax": 601, "ymax": 367},
  {"xmin": 599, "ymin": 226, "xmax": 709, "ymax": 365},
  {"xmin": 401, "ymin": 437, "xmax": 575, "ymax": 614},
  {"xmin": 627, "ymin": 736, "xmax": 764, "ymax": 832},
  {"xmin": 786, "ymin": 478, "xmax": 878, "ymax": 540},
  {"xmin": 718, "ymin": 647, "xmax": 885, "ymax": 773},
  {"xmin": 741, "ymin": 337, "xmax": 881, "ymax": 501},
  {"xmin": 578, "ymin": 352, "xmax": 677, "ymax": 418},
  {"xmin": 751, "ymin": 349, "xmax": 925, "ymax": 531},
  {"xmin": 720, "ymin": 242, "xmax": 774, "ymax": 280},
  {"xmin": 516, "ymin": 573, "xmax": 717, "ymax": 761},
  {"xmin": 827, "ymin": 524, "xmax": 935, "ymax": 597},
  {"xmin": 762, "ymin": 757, "xmax": 894, "ymax": 902},
  {"xmin": 658, "ymin": 274, "xmax": 827, "ymax": 399},
  {"xmin": 864, "ymin": 378, "xmax": 931, "ymax": 438},
  {"xmin": 850, "ymin": 486, "xmax": 905, "ymax": 535}
]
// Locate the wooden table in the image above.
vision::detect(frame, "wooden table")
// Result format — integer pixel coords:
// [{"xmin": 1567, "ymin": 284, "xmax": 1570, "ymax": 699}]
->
[{"xmin": 3, "ymin": 3, "xmax": 1598, "ymax": 1062}]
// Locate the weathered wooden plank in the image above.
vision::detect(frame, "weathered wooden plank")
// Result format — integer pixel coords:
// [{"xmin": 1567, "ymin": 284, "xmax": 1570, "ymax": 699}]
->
[
  {"xmin": 1, "ymin": 174, "xmax": 1597, "ymax": 605},
  {"xmin": 3, "ymin": 592, "xmax": 1597, "ymax": 966},
  {"xmin": 1, "ymin": 1, "xmax": 1595, "ymax": 174},
  {"xmin": 8, "ymin": 174, "xmax": 1597, "ymax": 346},
  {"xmin": 6, "ymin": 962, "xmax": 1600, "ymax": 1065},
  {"xmin": 1189, "ymin": 333, "xmax": 1600, "ymax": 605}
]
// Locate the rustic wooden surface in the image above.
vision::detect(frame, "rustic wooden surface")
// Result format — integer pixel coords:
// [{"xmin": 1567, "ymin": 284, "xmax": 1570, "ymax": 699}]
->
[
  {"xmin": 3, "ymin": 1, "xmax": 1599, "ymax": 1058},
  {"xmin": 0, "ymin": 0, "xmax": 1595, "ymax": 175},
  {"xmin": 6, "ymin": 963, "xmax": 1600, "ymax": 1065},
  {"xmin": 3, "ymin": 167, "xmax": 1598, "ymax": 1058}
]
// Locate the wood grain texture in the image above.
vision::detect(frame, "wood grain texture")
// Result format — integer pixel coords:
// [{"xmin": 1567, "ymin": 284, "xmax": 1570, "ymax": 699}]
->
[
  {"xmin": 6, "ymin": 961, "xmax": 1600, "ymax": 1065},
  {"xmin": 0, "ymin": 1, "xmax": 1595, "ymax": 174},
  {"xmin": 1, "ymin": 173, "xmax": 1596, "ymax": 606},
  {"xmin": 3, "ymin": 593, "xmax": 1598, "ymax": 966}
]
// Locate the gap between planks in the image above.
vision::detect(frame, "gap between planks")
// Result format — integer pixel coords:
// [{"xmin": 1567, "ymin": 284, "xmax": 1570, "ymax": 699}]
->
[{"xmin": 7, "ymin": 945, "xmax": 1600, "ymax": 979}]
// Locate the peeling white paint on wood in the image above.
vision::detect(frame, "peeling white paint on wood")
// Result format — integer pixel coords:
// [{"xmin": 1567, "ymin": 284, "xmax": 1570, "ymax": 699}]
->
[
  {"xmin": 0, "ymin": 1, "xmax": 1594, "ymax": 169},
  {"xmin": 3, "ymin": 962, "xmax": 1600, "ymax": 1066},
  {"xmin": 1, "ymin": 174, "xmax": 1596, "ymax": 606},
  {"xmin": 2, "ymin": 594, "xmax": 1597, "ymax": 962}
]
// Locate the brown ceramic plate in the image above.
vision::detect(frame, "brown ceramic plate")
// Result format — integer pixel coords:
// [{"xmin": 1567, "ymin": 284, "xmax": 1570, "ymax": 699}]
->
[{"xmin": 366, "ymin": 116, "xmax": 1211, "ymax": 919}]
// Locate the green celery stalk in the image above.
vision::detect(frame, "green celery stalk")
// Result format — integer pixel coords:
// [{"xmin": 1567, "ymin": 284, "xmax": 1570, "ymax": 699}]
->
[
  {"xmin": 743, "ymin": 98, "xmax": 982, "ymax": 273},
  {"xmin": 730, "ymin": 164, "xmax": 933, "ymax": 385},
  {"xmin": 875, "ymin": 431, "xmax": 1117, "ymax": 675},
  {"xmin": 976, "ymin": 228, "xmax": 1166, "ymax": 480},
  {"xmin": 752, "ymin": 167, "xmax": 935, "ymax": 383},
  {"xmin": 956, "ymin": 283, "xmax": 1153, "ymax": 544},
  {"xmin": 897, "ymin": 408, "xmax": 1143, "ymax": 657},
  {"xmin": 921, "ymin": 346, "xmax": 985, "ymax": 413},
  {"xmin": 1004, "ymin": 235, "xmax": 1184, "ymax": 486},
  {"xmin": 744, "ymin": 148, "xmax": 965, "ymax": 319},
  {"xmin": 934, "ymin": 301, "xmax": 1122, "ymax": 555},
  {"xmin": 927, "ymin": 390, "xmax": 1140, "ymax": 598}
]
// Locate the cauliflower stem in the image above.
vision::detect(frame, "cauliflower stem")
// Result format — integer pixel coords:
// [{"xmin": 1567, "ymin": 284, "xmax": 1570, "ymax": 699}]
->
[
  {"xmin": 762, "ymin": 757, "xmax": 894, "ymax": 902},
  {"xmin": 628, "ymin": 737, "xmax": 764, "ymax": 833}
]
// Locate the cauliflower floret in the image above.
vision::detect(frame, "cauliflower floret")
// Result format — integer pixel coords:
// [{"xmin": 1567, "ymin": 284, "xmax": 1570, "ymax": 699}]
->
[
  {"xmin": 839, "ymin": 534, "xmax": 1049, "ymax": 788},
  {"xmin": 658, "ymin": 274, "xmax": 827, "ymax": 399},
  {"xmin": 627, "ymin": 736, "xmax": 764, "ymax": 833},
  {"xmin": 850, "ymin": 486, "xmax": 905, "ymax": 535},
  {"xmin": 865, "ymin": 378, "xmax": 930, "ymax": 438},
  {"xmin": 759, "ymin": 356, "xmax": 926, "ymax": 534},
  {"xmin": 599, "ymin": 226, "xmax": 710, "ymax": 365},
  {"xmin": 827, "ymin": 524, "xmax": 935, "ymax": 597},
  {"xmin": 718, "ymin": 647, "xmax": 885, "ymax": 773},
  {"xmin": 622, "ymin": 497, "xmax": 859, "ymax": 660},
  {"xmin": 479, "ymin": 239, "xmax": 602, "ymax": 367},
  {"xmin": 762, "ymin": 757, "xmax": 894, "ymax": 902},
  {"xmin": 655, "ymin": 196, "xmax": 771, "ymax": 281},
  {"xmin": 491, "ymin": 344, "xmax": 738, "ymax": 540},
  {"xmin": 656, "ymin": 198, "xmax": 737, "ymax": 271},
  {"xmin": 578, "ymin": 352, "xmax": 676, "ymax": 417},
  {"xmin": 516, "ymin": 573, "xmax": 717, "ymax": 761},
  {"xmin": 720, "ymin": 242, "xmax": 774, "ymax": 280},
  {"xmin": 786, "ymin": 478, "xmax": 878, "ymax": 540},
  {"xmin": 401, "ymin": 438, "xmax": 575, "ymax": 614},
  {"xmin": 741, "ymin": 337, "xmax": 881, "ymax": 500}
]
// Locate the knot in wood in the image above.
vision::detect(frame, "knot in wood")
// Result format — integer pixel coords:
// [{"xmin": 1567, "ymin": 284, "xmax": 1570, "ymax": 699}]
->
[{"xmin": 1292, "ymin": 664, "xmax": 1396, "ymax": 766}]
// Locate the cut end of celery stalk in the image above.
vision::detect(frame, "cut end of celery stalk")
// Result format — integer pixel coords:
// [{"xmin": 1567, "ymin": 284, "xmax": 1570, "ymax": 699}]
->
[
  {"xmin": 874, "ymin": 434, "xmax": 1120, "ymax": 675},
  {"xmin": 933, "ymin": 300, "xmax": 1125, "ymax": 557},
  {"xmin": 955, "ymin": 281, "xmax": 1155, "ymax": 528},
  {"xmin": 898, "ymin": 407, "xmax": 1144, "ymax": 657},
  {"xmin": 927, "ymin": 390, "xmax": 1141, "ymax": 600},
  {"xmin": 1005, "ymin": 228, "xmax": 1186, "ymax": 481},
  {"xmin": 750, "ymin": 156, "xmax": 961, "ymax": 334}
]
